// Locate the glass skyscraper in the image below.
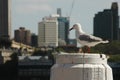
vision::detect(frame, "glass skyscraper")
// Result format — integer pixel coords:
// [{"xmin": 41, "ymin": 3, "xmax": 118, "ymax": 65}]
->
[
  {"xmin": 58, "ymin": 17, "xmax": 70, "ymax": 44},
  {"xmin": 57, "ymin": 8, "xmax": 70, "ymax": 45},
  {"xmin": 111, "ymin": 2, "xmax": 119, "ymax": 40},
  {"xmin": 94, "ymin": 2, "xmax": 119, "ymax": 41}
]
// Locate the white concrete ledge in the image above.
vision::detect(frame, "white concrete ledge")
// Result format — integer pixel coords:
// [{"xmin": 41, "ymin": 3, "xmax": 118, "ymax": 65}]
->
[{"xmin": 50, "ymin": 53, "xmax": 113, "ymax": 80}]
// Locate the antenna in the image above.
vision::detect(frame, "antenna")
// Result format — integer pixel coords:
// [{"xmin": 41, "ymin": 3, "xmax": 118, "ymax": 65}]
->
[{"xmin": 69, "ymin": 0, "xmax": 76, "ymax": 17}]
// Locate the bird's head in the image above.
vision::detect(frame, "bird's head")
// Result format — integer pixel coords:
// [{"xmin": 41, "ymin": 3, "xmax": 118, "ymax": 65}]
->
[{"xmin": 69, "ymin": 23, "xmax": 82, "ymax": 31}]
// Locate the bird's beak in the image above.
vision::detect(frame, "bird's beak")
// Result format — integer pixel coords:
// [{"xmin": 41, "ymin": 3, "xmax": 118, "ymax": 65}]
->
[{"xmin": 69, "ymin": 27, "xmax": 73, "ymax": 31}]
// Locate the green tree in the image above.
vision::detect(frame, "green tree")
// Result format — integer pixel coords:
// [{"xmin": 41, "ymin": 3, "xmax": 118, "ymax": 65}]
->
[{"xmin": 91, "ymin": 41, "xmax": 120, "ymax": 54}]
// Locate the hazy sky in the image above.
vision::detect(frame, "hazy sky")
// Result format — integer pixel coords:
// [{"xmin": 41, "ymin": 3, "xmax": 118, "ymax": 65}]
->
[{"xmin": 12, "ymin": 0, "xmax": 120, "ymax": 38}]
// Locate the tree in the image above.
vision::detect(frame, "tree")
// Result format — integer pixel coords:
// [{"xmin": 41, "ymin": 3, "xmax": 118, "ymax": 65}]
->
[{"xmin": 91, "ymin": 41, "xmax": 120, "ymax": 54}]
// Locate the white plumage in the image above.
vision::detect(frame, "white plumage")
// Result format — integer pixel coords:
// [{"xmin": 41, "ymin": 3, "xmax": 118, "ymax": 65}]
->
[{"xmin": 69, "ymin": 23, "xmax": 109, "ymax": 47}]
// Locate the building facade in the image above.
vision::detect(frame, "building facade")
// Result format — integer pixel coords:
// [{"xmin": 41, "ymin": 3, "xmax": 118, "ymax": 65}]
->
[
  {"xmin": 38, "ymin": 18, "xmax": 58, "ymax": 47},
  {"xmin": 69, "ymin": 39, "xmax": 77, "ymax": 46},
  {"xmin": 58, "ymin": 17, "xmax": 70, "ymax": 45},
  {"xmin": 57, "ymin": 8, "xmax": 70, "ymax": 45},
  {"xmin": 18, "ymin": 56, "xmax": 53, "ymax": 80},
  {"xmin": 14, "ymin": 27, "xmax": 31, "ymax": 45},
  {"xmin": 111, "ymin": 2, "xmax": 119, "ymax": 40},
  {"xmin": 57, "ymin": 8, "xmax": 62, "ymax": 17},
  {"xmin": 31, "ymin": 33, "xmax": 38, "ymax": 47},
  {"xmin": 94, "ymin": 2, "xmax": 119, "ymax": 41},
  {"xmin": 38, "ymin": 9, "xmax": 70, "ymax": 47},
  {"xmin": 94, "ymin": 9, "xmax": 113, "ymax": 40},
  {"xmin": 0, "ymin": 0, "xmax": 11, "ymax": 38}
]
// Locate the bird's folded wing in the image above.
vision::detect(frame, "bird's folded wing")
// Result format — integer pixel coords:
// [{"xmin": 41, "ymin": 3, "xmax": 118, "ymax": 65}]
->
[{"xmin": 79, "ymin": 34, "xmax": 102, "ymax": 42}]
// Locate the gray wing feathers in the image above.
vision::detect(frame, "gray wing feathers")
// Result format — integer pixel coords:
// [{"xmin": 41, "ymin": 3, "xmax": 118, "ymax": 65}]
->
[{"xmin": 79, "ymin": 34, "xmax": 102, "ymax": 42}]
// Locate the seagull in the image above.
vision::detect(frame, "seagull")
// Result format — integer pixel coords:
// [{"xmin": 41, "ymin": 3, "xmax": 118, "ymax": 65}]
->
[{"xmin": 69, "ymin": 23, "xmax": 109, "ymax": 52}]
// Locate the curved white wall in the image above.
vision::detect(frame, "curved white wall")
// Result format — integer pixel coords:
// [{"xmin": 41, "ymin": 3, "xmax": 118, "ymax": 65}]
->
[{"xmin": 50, "ymin": 53, "xmax": 113, "ymax": 80}]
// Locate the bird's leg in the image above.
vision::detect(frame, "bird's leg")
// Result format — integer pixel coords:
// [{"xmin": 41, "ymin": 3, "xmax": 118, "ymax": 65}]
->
[{"xmin": 82, "ymin": 46, "xmax": 90, "ymax": 53}]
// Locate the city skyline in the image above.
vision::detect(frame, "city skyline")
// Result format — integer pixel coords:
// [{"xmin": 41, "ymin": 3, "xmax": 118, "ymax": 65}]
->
[{"xmin": 12, "ymin": 0, "xmax": 120, "ymax": 38}]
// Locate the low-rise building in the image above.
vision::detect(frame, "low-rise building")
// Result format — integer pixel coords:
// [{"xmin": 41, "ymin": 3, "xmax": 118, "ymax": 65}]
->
[{"xmin": 18, "ymin": 56, "xmax": 53, "ymax": 80}]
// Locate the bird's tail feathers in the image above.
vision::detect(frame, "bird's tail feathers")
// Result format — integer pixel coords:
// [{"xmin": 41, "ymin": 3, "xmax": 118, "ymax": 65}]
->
[{"xmin": 101, "ymin": 40, "xmax": 109, "ymax": 43}]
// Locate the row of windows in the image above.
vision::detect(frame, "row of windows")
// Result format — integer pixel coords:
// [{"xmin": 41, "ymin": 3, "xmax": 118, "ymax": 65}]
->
[{"xmin": 19, "ymin": 70, "xmax": 50, "ymax": 76}]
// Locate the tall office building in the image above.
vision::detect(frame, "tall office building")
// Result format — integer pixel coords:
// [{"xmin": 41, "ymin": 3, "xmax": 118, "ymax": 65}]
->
[
  {"xmin": 56, "ymin": 8, "xmax": 70, "ymax": 45},
  {"xmin": 57, "ymin": 8, "xmax": 62, "ymax": 17},
  {"xmin": 38, "ymin": 17, "xmax": 58, "ymax": 47},
  {"xmin": 111, "ymin": 2, "xmax": 119, "ymax": 40},
  {"xmin": 57, "ymin": 17, "xmax": 70, "ymax": 44},
  {"xmin": 14, "ymin": 27, "xmax": 31, "ymax": 45},
  {"xmin": 0, "ymin": 0, "xmax": 11, "ymax": 38},
  {"xmin": 94, "ymin": 2, "xmax": 119, "ymax": 41},
  {"xmin": 94, "ymin": 9, "xmax": 113, "ymax": 40}
]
